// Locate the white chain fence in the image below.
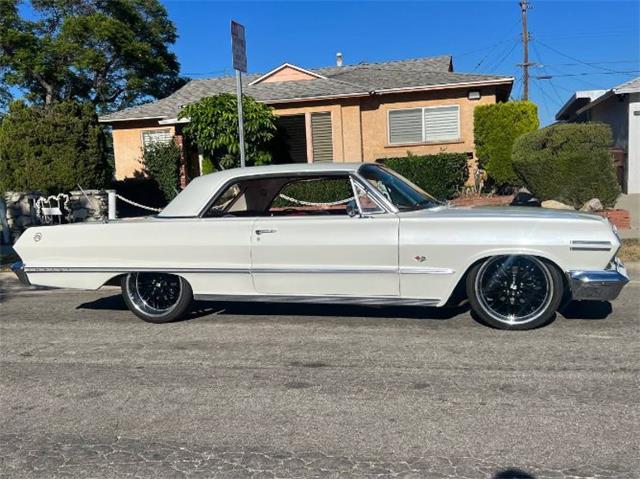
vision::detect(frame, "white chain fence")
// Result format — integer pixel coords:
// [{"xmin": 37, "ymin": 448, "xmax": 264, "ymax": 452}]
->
[
  {"xmin": 115, "ymin": 193, "xmax": 163, "ymax": 212},
  {"xmin": 109, "ymin": 192, "xmax": 355, "ymax": 218},
  {"xmin": 277, "ymin": 194, "xmax": 354, "ymax": 206}
]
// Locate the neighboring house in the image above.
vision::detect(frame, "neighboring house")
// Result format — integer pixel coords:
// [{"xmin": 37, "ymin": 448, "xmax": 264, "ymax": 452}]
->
[
  {"xmin": 99, "ymin": 55, "xmax": 513, "ymax": 185},
  {"xmin": 555, "ymin": 77, "xmax": 640, "ymax": 194}
]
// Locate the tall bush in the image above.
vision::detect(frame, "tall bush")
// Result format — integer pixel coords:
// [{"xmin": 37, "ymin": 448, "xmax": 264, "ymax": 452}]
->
[
  {"xmin": 142, "ymin": 141, "xmax": 182, "ymax": 202},
  {"xmin": 378, "ymin": 152, "xmax": 469, "ymax": 200},
  {"xmin": 512, "ymin": 122, "xmax": 620, "ymax": 208},
  {"xmin": 0, "ymin": 101, "xmax": 110, "ymax": 194},
  {"xmin": 179, "ymin": 93, "xmax": 277, "ymax": 170},
  {"xmin": 474, "ymin": 101, "xmax": 539, "ymax": 187}
]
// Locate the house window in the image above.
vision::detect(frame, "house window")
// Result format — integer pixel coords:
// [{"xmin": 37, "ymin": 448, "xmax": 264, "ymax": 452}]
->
[
  {"xmin": 142, "ymin": 129, "xmax": 173, "ymax": 149},
  {"xmin": 311, "ymin": 112, "xmax": 333, "ymax": 162},
  {"xmin": 388, "ymin": 105, "xmax": 460, "ymax": 144}
]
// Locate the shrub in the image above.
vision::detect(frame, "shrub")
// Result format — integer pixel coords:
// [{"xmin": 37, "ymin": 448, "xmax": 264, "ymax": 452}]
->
[
  {"xmin": 512, "ymin": 122, "xmax": 620, "ymax": 208},
  {"xmin": 0, "ymin": 100, "xmax": 111, "ymax": 194},
  {"xmin": 180, "ymin": 93, "xmax": 277, "ymax": 170},
  {"xmin": 474, "ymin": 101, "xmax": 539, "ymax": 187},
  {"xmin": 377, "ymin": 152, "xmax": 469, "ymax": 200},
  {"xmin": 142, "ymin": 141, "xmax": 182, "ymax": 202}
]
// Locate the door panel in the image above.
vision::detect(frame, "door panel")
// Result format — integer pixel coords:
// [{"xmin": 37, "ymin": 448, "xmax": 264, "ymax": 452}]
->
[{"xmin": 251, "ymin": 215, "xmax": 399, "ymax": 296}]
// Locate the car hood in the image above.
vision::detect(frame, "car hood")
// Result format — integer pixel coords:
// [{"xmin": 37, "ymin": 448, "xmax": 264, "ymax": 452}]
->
[{"xmin": 400, "ymin": 205, "xmax": 607, "ymax": 223}]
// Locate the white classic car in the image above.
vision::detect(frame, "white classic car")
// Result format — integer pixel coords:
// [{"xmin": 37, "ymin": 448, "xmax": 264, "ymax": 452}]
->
[{"xmin": 12, "ymin": 163, "xmax": 628, "ymax": 330}]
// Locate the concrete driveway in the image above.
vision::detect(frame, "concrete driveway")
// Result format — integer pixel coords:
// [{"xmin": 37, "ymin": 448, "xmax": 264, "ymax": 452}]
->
[{"xmin": 0, "ymin": 271, "xmax": 638, "ymax": 478}]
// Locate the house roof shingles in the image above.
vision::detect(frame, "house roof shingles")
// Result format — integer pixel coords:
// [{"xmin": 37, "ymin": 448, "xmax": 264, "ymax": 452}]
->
[{"xmin": 99, "ymin": 55, "xmax": 513, "ymax": 123}]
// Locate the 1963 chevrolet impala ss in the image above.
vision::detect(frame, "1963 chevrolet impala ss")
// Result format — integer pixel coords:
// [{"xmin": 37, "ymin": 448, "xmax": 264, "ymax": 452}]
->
[{"xmin": 12, "ymin": 163, "xmax": 629, "ymax": 330}]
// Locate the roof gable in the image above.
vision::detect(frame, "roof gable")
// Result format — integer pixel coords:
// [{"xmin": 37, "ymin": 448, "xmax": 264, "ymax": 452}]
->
[{"xmin": 249, "ymin": 63, "xmax": 326, "ymax": 85}]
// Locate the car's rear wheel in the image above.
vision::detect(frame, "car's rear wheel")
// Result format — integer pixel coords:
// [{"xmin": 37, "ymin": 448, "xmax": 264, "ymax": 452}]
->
[
  {"xmin": 466, "ymin": 255, "xmax": 563, "ymax": 330},
  {"xmin": 121, "ymin": 272, "xmax": 192, "ymax": 323}
]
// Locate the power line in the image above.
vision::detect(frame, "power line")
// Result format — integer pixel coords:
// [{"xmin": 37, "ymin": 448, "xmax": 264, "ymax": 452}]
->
[
  {"xmin": 541, "ymin": 60, "xmax": 640, "ymax": 67},
  {"xmin": 531, "ymin": 41, "xmax": 564, "ymax": 104},
  {"xmin": 484, "ymin": 39, "xmax": 520, "ymax": 73},
  {"xmin": 534, "ymin": 70, "xmax": 640, "ymax": 78},
  {"xmin": 536, "ymin": 40, "xmax": 623, "ymax": 74}
]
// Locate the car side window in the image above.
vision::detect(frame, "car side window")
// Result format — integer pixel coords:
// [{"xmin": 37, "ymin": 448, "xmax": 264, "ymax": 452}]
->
[
  {"xmin": 353, "ymin": 182, "xmax": 385, "ymax": 215},
  {"xmin": 268, "ymin": 177, "xmax": 355, "ymax": 216},
  {"xmin": 205, "ymin": 184, "xmax": 244, "ymax": 216}
]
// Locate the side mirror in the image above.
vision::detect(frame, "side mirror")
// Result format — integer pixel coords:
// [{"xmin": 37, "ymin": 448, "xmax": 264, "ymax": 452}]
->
[{"xmin": 346, "ymin": 200, "xmax": 359, "ymax": 217}]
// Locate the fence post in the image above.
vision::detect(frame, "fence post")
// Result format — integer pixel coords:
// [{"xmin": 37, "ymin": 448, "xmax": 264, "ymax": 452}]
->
[{"xmin": 107, "ymin": 190, "xmax": 117, "ymax": 220}]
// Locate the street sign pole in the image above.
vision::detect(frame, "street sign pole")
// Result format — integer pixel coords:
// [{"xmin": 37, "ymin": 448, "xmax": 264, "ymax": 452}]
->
[
  {"xmin": 231, "ymin": 21, "xmax": 247, "ymax": 168},
  {"xmin": 235, "ymin": 69, "xmax": 246, "ymax": 168}
]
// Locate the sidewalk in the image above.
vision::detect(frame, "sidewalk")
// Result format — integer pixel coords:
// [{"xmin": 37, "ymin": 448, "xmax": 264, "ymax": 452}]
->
[{"xmin": 616, "ymin": 193, "xmax": 640, "ymax": 239}]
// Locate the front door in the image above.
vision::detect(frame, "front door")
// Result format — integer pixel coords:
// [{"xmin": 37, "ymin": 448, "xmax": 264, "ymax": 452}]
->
[{"xmin": 251, "ymin": 176, "xmax": 399, "ymax": 297}]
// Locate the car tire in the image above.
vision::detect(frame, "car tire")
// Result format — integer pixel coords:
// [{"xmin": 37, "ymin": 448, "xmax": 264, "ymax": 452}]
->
[
  {"xmin": 121, "ymin": 272, "xmax": 193, "ymax": 323},
  {"xmin": 466, "ymin": 255, "xmax": 564, "ymax": 330}
]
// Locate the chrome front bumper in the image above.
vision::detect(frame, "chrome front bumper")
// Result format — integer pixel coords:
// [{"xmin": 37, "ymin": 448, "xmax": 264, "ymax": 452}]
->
[
  {"xmin": 568, "ymin": 259, "xmax": 629, "ymax": 301},
  {"xmin": 10, "ymin": 261, "xmax": 31, "ymax": 287}
]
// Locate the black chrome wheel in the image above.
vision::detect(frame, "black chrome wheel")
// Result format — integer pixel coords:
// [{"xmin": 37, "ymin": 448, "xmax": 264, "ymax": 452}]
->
[
  {"xmin": 122, "ymin": 272, "xmax": 192, "ymax": 323},
  {"xmin": 467, "ymin": 256, "xmax": 563, "ymax": 330}
]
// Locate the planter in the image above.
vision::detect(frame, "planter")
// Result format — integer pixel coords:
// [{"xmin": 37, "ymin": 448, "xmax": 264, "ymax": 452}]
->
[
  {"xmin": 450, "ymin": 195, "xmax": 514, "ymax": 207},
  {"xmin": 595, "ymin": 209, "xmax": 631, "ymax": 230}
]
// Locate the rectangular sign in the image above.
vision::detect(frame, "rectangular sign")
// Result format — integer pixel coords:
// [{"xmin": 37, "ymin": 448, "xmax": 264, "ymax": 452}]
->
[{"xmin": 231, "ymin": 20, "xmax": 247, "ymax": 73}]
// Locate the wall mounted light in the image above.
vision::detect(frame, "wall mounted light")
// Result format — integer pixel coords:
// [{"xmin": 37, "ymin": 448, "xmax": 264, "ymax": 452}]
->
[{"xmin": 468, "ymin": 90, "xmax": 481, "ymax": 100}]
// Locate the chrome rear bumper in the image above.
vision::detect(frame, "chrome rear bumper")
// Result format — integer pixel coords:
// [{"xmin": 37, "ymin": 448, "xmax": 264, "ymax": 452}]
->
[
  {"xmin": 568, "ymin": 259, "xmax": 629, "ymax": 301},
  {"xmin": 10, "ymin": 261, "xmax": 31, "ymax": 287}
]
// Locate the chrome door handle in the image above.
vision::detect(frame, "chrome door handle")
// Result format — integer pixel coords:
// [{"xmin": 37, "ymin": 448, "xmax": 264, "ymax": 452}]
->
[{"xmin": 255, "ymin": 229, "xmax": 277, "ymax": 235}]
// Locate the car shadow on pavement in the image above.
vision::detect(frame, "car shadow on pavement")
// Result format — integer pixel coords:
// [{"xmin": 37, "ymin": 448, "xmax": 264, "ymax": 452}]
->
[
  {"xmin": 559, "ymin": 300, "xmax": 613, "ymax": 320},
  {"xmin": 76, "ymin": 292, "xmax": 470, "ymax": 322},
  {"xmin": 188, "ymin": 300, "xmax": 470, "ymax": 321},
  {"xmin": 493, "ymin": 468, "xmax": 535, "ymax": 478}
]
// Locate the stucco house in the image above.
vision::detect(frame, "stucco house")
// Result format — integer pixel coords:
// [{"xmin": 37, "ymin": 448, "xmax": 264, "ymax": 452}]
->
[
  {"xmin": 555, "ymin": 77, "xmax": 640, "ymax": 194},
  {"xmin": 99, "ymin": 55, "xmax": 514, "ymax": 185}
]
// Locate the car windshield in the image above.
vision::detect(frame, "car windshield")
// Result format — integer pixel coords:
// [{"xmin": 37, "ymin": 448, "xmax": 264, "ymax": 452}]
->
[{"xmin": 358, "ymin": 164, "xmax": 443, "ymax": 211}]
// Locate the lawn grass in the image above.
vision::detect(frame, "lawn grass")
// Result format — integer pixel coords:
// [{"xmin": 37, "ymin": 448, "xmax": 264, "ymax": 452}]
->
[{"xmin": 619, "ymin": 239, "xmax": 640, "ymax": 263}]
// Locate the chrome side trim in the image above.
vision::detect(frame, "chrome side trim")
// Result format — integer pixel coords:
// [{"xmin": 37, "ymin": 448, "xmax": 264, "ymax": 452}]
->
[
  {"xmin": 570, "ymin": 240, "xmax": 612, "ymax": 251},
  {"xmin": 253, "ymin": 267, "xmax": 396, "ymax": 274},
  {"xmin": 24, "ymin": 265, "xmax": 456, "ymax": 276},
  {"xmin": 193, "ymin": 293, "xmax": 440, "ymax": 307},
  {"xmin": 399, "ymin": 267, "xmax": 455, "ymax": 275},
  {"xmin": 24, "ymin": 266, "xmax": 251, "ymax": 274},
  {"xmin": 567, "ymin": 260, "xmax": 629, "ymax": 301}
]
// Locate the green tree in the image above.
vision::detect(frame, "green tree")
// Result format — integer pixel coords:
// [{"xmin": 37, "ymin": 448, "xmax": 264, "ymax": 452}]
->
[
  {"xmin": 512, "ymin": 122, "xmax": 620, "ymax": 208},
  {"xmin": 142, "ymin": 141, "xmax": 181, "ymax": 202},
  {"xmin": 474, "ymin": 101, "xmax": 539, "ymax": 187},
  {"xmin": 179, "ymin": 93, "xmax": 277, "ymax": 170},
  {"xmin": 0, "ymin": 0, "xmax": 185, "ymax": 112},
  {"xmin": 0, "ymin": 100, "xmax": 111, "ymax": 193}
]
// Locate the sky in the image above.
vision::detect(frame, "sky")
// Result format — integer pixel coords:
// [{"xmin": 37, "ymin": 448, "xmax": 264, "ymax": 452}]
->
[
  {"xmin": 12, "ymin": 0, "xmax": 640, "ymax": 126},
  {"xmin": 161, "ymin": 0, "xmax": 640, "ymax": 126}
]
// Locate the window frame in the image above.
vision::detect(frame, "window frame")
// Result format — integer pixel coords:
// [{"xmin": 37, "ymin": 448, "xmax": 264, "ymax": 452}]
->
[
  {"xmin": 198, "ymin": 172, "xmax": 395, "ymax": 219},
  {"xmin": 141, "ymin": 128, "xmax": 173, "ymax": 149},
  {"xmin": 387, "ymin": 105, "xmax": 461, "ymax": 145}
]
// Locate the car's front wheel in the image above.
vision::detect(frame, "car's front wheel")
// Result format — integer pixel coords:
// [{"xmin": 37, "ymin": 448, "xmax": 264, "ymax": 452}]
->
[
  {"xmin": 121, "ymin": 272, "xmax": 192, "ymax": 323},
  {"xmin": 466, "ymin": 255, "xmax": 563, "ymax": 330}
]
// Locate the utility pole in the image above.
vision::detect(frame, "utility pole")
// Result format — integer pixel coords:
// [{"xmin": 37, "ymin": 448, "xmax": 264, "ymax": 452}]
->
[{"xmin": 520, "ymin": 0, "xmax": 531, "ymax": 100}]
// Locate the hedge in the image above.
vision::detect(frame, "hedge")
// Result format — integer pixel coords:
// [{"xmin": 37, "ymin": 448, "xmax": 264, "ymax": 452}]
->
[
  {"xmin": 271, "ymin": 177, "xmax": 353, "ymax": 207},
  {"xmin": 142, "ymin": 141, "xmax": 182, "ymax": 202},
  {"xmin": 474, "ymin": 101, "xmax": 539, "ymax": 187},
  {"xmin": 0, "ymin": 100, "xmax": 111, "ymax": 194},
  {"xmin": 512, "ymin": 122, "xmax": 620, "ymax": 208},
  {"xmin": 377, "ymin": 153, "xmax": 469, "ymax": 200}
]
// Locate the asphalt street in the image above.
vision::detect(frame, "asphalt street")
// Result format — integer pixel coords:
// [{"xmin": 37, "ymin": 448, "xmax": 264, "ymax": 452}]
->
[{"xmin": 0, "ymin": 272, "xmax": 639, "ymax": 478}]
